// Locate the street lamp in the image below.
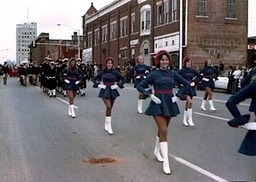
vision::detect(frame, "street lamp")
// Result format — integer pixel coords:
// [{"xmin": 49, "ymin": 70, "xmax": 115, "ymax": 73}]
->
[{"xmin": 57, "ymin": 24, "xmax": 80, "ymax": 59}]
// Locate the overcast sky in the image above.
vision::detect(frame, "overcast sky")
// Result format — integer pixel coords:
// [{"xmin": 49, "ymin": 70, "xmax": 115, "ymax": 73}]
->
[{"xmin": 0, "ymin": 0, "xmax": 255, "ymax": 63}]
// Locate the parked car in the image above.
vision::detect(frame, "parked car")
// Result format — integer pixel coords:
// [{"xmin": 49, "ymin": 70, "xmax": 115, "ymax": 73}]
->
[{"xmin": 214, "ymin": 71, "xmax": 229, "ymax": 90}]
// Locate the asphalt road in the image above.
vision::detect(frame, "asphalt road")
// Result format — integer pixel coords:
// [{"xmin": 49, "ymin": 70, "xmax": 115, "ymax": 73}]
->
[{"xmin": 0, "ymin": 78, "xmax": 255, "ymax": 182}]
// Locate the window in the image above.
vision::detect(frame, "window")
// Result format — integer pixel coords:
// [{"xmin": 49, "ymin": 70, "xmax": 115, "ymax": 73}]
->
[
  {"xmin": 120, "ymin": 17, "xmax": 127, "ymax": 37},
  {"xmin": 172, "ymin": 0, "xmax": 178, "ymax": 21},
  {"xmin": 110, "ymin": 21, "xmax": 117, "ymax": 40},
  {"xmin": 157, "ymin": 2, "xmax": 162, "ymax": 26},
  {"xmin": 120, "ymin": 48, "xmax": 127, "ymax": 58},
  {"xmin": 227, "ymin": 0, "xmax": 236, "ymax": 18},
  {"xmin": 102, "ymin": 25, "xmax": 108, "ymax": 43},
  {"xmin": 198, "ymin": 0, "xmax": 207, "ymax": 16},
  {"xmin": 94, "ymin": 29, "xmax": 99, "ymax": 45},
  {"xmin": 131, "ymin": 13, "xmax": 136, "ymax": 34},
  {"xmin": 140, "ymin": 5, "xmax": 151, "ymax": 34},
  {"xmin": 164, "ymin": 0, "xmax": 170, "ymax": 23},
  {"xmin": 88, "ymin": 32, "xmax": 92, "ymax": 47}
]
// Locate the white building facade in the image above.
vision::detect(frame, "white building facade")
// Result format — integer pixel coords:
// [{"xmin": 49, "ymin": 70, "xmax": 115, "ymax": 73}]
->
[{"xmin": 16, "ymin": 22, "xmax": 37, "ymax": 64}]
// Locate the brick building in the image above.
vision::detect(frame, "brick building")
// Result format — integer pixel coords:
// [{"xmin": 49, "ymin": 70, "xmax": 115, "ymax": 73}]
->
[
  {"xmin": 29, "ymin": 32, "xmax": 82, "ymax": 64},
  {"xmin": 82, "ymin": 0, "xmax": 248, "ymax": 69}
]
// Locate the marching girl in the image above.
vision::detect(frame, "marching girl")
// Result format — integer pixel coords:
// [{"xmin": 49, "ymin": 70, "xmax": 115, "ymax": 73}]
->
[
  {"xmin": 59, "ymin": 57, "xmax": 84, "ymax": 118},
  {"xmin": 226, "ymin": 79, "xmax": 256, "ymax": 156},
  {"xmin": 137, "ymin": 50, "xmax": 191, "ymax": 175},
  {"xmin": 199, "ymin": 59, "xmax": 219, "ymax": 111},
  {"xmin": 128, "ymin": 55, "xmax": 151, "ymax": 113},
  {"xmin": 178, "ymin": 56, "xmax": 202, "ymax": 126},
  {"xmin": 92, "ymin": 57, "xmax": 127, "ymax": 135}
]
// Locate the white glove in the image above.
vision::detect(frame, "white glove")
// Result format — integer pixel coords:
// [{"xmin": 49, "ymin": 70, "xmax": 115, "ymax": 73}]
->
[
  {"xmin": 171, "ymin": 96, "xmax": 178, "ymax": 103},
  {"xmin": 64, "ymin": 79, "xmax": 70, "ymax": 84},
  {"xmin": 110, "ymin": 85, "xmax": 118, "ymax": 90},
  {"xmin": 202, "ymin": 78, "xmax": 209, "ymax": 82},
  {"xmin": 241, "ymin": 122, "xmax": 256, "ymax": 130},
  {"xmin": 150, "ymin": 95, "xmax": 161, "ymax": 104},
  {"xmin": 98, "ymin": 84, "xmax": 106, "ymax": 89},
  {"xmin": 75, "ymin": 80, "xmax": 80, "ymax": 85},
  {"xmin": 190, "ymin": 82, "xmax": 195, "ymax": 86},
  {"xmin": 136, "ymin": 75, "xmax": 141, "ymax": 79}
]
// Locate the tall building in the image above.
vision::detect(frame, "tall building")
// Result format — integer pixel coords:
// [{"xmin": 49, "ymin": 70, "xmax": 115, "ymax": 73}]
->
[
  {"xmin": 83, "ymin": 0, "xmax": 248, "ymax": 69},
  {"xmin": 16, "ymin": 22, "xmax": 37, "ymax": 65}
]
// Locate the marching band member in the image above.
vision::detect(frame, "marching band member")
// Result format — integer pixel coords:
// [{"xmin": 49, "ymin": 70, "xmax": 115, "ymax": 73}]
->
[
  {"xmin": 129, "ymin": 55, "xmax": 151, "ymax": 113},
  {"xmin": 199, "ymin": 59, "xmax": 219, "ymax": 111},
  {"xmin": 78, "ymin": 62, "xmax": 88, "ymax": 96},
  {"xmin": 46, "ymin": 61, "xmax": 57, "ymax": 97},
  {"xmin": 92, "ymin": 57, "xmax": 127, "ymax": 135},
  {"xmin": 59, "ymin": 57, "xmax": 84, "ymax": 118},
  {"xmin": 226, "ymin": 80, "xmax": 256, "ymax": 156},
  {"xmin": 137, "ymin": 50, "xmax": 191, "ymax": 175},
  {"xmin": 178, "ymin": 56, "xmax": 202, "ymax": 126}
]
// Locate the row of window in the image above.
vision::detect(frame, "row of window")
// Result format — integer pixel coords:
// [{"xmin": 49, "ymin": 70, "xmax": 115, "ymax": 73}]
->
[
  {"xmin": 86, "ymin": 0, "xmax": 237, "ymax": 47},
  {"xmin": 198, "ymin": 0, "xmax": 236, "ymax": 18},
  {"xmin": 87, "ymin": 0, "xmax": 179, "ymax": 47}
]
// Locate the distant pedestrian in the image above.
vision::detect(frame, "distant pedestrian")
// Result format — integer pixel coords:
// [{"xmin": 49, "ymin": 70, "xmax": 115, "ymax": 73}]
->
[
  {"xmin": 59, "ymin": 57, "xmax": 84, "ymax": 118},
  {"xmin": 0, "ymin": 64, "xmax": 3, "ymax": 85},
  {"xmin": 231, "ymin": 65, "xmax": 242, "ymax": 94},
  {"xmin": 199, "ymin": 59, "xmax": 219, "ymax": 111},
  {"xmin": 2, "ymin": 62, "xmax": 10, "ymax": 85},
  {"xmin": 92, "ymin": 57, "xmax": 127, "ymax": 135},
  {"xmin": 137, "ymin": 50, "xmax": 192, "ymax": 175},
  {"xmin": 226, "ymin": 66, "xmax": 234, "ymax": 94}
]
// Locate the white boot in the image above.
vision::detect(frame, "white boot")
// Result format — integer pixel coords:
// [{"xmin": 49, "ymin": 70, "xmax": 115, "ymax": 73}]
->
[
  {"xmin": 182, "ymin": 110, "xmax": 189, "ymax": 126},
  {"xmin": 106, "ymin": 116, "xmax": 113, "ymax": 135},
  {"xmin": 104, "ymin": 116, "xmax": 111, "ymax": 132},
  {"xmin": 49, "ymin": 90, "xmax": 53, "ymax": 97},
  {"xmin": 160, "ymin": 142, "xmax": 171, "ymax": 175},
  {"xmin": 68, "ymin": 105, "xmax": 72, "ymax": 116},
  {"xmin": 70, "ymin": 104, "xmax": 76, "ymax": 118},
  {"xmin": 154, "ymin": 136, "xmax": 163, "ymax": 162},
  {"xmin": 81, "ymin": 88, "xmax": 85, "ymax": 96},
  {"xmin": 63, "ymin": 90, "xmax": 66, "ymax": 97},
  {"xmin": 52, "ymin": 89, "xmax": 56, "ymax": 97},
  {"xmin": 137, "ymin": 99, "xmax": 143, "ymax": 114},
  {"xmin": 209, "ymin": 100, "xmax": 217, "ymax": 111},
  {"xmin": 200, "ymin": 100, "xmax": 207, "ymax": 111},
  {"xmin": 187, "ymin": 109, "xmax": 195, "ymax": 126}
]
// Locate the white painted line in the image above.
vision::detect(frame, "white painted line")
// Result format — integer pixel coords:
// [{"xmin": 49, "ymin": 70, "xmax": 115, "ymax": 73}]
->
[
  {"xmin": 171, "ymin": 154, "xmax": 228, "ymax": 182},
  {"xmin": 193, "ymin": 112, "xmax": 230, "ymax": 121},
  {"xmin": 56, "ymin": 97, "xmax": 79, "ymax": 109}
]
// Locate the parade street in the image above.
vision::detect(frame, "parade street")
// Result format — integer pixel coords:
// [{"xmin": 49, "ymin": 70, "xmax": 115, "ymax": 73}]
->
[{"xmin": 0, "ymin": 78, "xmax": 255, "ymax": 182}]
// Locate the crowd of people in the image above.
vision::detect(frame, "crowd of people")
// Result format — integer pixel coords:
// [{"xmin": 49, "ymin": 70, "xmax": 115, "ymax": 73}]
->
[{"xmin": 2, "ymin": 51, "xmax": 255, "ymax": 175}]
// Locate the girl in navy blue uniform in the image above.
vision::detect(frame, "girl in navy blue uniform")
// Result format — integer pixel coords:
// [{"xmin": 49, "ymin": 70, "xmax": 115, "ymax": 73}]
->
[
  {"xmin": 226, "ymin": 80, "xmax": 256, "ymax": 156},
  {"xmin": 59, "ymin": 57, "xmax": 84, "ymax": 118},
  {"xmin": 137, "ymin": 50, "xmax": 191, "ymax": 175},
  {"xmin": 129, "ymin": 55, "xmax": 151, "ymax": 113},
  {"xmin": 199, "ymin": 59, "xmax": 219, "ymax": 111},
  {"xmin": 92, "ymin": 57, "xmax": 126, "ymax": 135},
  {"xmin": 178, "ymin": 56, "xmax": 202, "ymax": 126}
]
